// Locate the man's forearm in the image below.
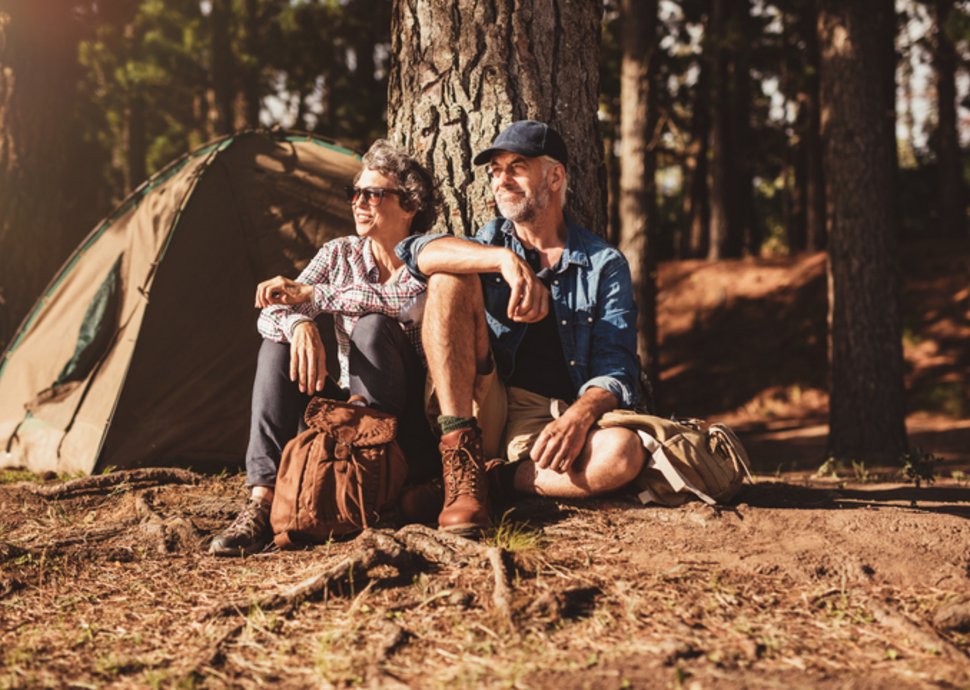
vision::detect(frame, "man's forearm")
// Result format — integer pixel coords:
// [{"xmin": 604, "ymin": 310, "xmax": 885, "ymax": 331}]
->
[
  {"xmin": 562, "ymin": 386, "xmax": 620, "ymax": 428},
  {"xmin": 416, "ymin": 236, "xmax": 511, "ymax": 276}
]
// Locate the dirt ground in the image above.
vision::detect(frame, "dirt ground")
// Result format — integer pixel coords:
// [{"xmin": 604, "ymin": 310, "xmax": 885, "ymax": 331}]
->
[{"xmin": 1, "ymin": 239, "xmax": 968, "ymax": 689}]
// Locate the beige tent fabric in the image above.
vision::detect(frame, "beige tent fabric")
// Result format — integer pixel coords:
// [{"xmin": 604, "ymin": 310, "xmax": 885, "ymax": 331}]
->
[{"xmin": 0, "ymin": 132, "xmax": 360, "ymax": 474}]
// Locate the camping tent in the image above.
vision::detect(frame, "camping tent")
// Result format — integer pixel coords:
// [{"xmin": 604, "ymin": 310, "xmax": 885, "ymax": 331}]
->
[{"xmin": 0, "ymin": 130, "xmax": 360, "ymax": 475}]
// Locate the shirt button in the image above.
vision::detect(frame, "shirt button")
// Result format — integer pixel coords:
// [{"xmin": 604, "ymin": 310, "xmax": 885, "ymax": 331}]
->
[
  {"xmin": 553, "ymin": 279, "xmax": 559, "ymax": 286},
  {"xmin": 569, "ymin": 360, "xmax": 576, "ymax": 366},
  {"xmin": 587, "ymin": 317, "xmax": 593, "ymax": 323},
  {"xmin": 561, "ymin": 319, "xmax": 567, "ymax": 325},
  {"xmin": 495, "ymin": 277, "xmax": 501, "ymax": 283}
]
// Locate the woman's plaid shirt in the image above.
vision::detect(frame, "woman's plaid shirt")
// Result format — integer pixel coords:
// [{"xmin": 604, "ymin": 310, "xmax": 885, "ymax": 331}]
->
[{"xmin": 257, "ymin": 235, "xmax": 426, "ymax": 389}]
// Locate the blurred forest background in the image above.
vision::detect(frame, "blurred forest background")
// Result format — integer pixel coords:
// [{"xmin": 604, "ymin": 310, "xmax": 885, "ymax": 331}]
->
[{"xmin": 0, "ymin": 0, "xmax": 968, "ymax": 464}]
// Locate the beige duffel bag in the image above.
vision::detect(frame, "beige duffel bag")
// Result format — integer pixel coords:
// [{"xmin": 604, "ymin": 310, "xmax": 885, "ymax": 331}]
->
[{"xmin": 598, "ymin": 410, "xmax": 754, "ymax": 506}]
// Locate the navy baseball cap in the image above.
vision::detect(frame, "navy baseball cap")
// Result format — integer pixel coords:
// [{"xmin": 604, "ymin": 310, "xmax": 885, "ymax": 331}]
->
[{"xmin": 473, "ymin": 120, "xmax": 569, "ymax": 167}]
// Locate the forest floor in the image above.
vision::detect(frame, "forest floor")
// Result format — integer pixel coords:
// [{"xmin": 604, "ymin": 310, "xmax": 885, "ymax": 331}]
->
[{"xmin": 1, "ymin": 238, "xmax": 968, "ymax": 689}]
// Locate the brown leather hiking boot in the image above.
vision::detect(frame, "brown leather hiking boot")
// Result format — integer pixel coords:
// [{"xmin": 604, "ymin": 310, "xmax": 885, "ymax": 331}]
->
[
  {"xmin": 437, "ymin": 426, "xmax": 489, "ymax": 535},
  {"xmin": 208, "ymin": 497, "xmax": 272, "ymax": 557}
]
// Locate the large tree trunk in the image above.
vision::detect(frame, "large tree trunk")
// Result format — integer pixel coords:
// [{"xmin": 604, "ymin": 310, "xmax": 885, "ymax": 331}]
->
[
  {"xmin": 619, "ymin": 0, "xmax": 660, "ymax": 408},
  {"xmin": 386, "ymin": 0, "xmax": 605, "ymax": 236},
  {"xmin": 933, "ymin": 0, "xmax": 965, "ymax": 237},
  {"xmin": 0, "ymin": 3, "xmax": 104, "ymax": 347},
  {"xmin": 818, "ymin": 2, "xmax": 907, "ymax": 463}
]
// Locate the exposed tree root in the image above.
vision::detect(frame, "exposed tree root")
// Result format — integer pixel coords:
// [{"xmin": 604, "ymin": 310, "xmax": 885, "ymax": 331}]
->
[
  {"xmin": 134, "ymin": 494, "xmax": 203, "ymax": 553},
  {"xmin": 29, "ymin": 468, "xmax": 203, "ymax": 499},
  {"xmin": 203, "ymin": 525, "xmax": 516, "ymax": 625}
]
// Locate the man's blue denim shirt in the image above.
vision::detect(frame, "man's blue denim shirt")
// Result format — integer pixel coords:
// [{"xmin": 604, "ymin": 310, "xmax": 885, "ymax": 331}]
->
[{"xmin": 396, "ymin": 216, "xmax": 639, "ymax": 409}]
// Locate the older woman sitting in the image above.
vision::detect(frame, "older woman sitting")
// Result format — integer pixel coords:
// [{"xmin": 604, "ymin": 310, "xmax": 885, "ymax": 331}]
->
[{"xmin": 210, "ymin": 140, "xmax": 438, "ymax": 556}]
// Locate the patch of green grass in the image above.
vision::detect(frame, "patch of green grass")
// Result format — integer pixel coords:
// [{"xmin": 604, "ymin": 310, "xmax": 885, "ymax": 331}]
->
[
  {"xmin": 899, "ymin": 447, "xmax": 943, "ymax": 489},
  {"xmin": 485, "ymin": 509, "xmax": 544, "ymax": 554},
  {"xmin": 0, "ymin": 469, "xmax": 37, "ymax": 484},
  {"xmin": 814, "ymin": 457, "xmax": 841, "ymax": 479}
]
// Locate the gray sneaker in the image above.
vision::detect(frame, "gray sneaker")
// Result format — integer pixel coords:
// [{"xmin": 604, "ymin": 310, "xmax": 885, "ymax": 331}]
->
[{"xmin": 209, "ymin": 497, "xmax": 272, "ymax": 557}]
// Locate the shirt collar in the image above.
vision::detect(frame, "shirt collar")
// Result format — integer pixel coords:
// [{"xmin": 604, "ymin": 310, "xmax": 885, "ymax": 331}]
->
[
  {"xmin": 499, "ymin": 215, "xmax": 591, "ymax": 272},
  {"xmin": 361, "ymin": 238, "xmax": 381, "ymax": 282}
]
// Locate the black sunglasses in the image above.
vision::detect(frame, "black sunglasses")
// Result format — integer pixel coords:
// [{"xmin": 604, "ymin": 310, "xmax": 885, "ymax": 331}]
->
[{"xmin": 343, "ymin": 186, "xmax": 404, "ymax": 206}]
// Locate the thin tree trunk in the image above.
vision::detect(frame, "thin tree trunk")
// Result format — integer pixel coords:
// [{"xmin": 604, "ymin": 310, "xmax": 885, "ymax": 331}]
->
[
  {"xmin": 210, "ymin": 0, "xmax": 235, "ymax": 135},
  {"xmin": 619, "ymin": 0, "xmax": 660, "ymax": 408},
  {"xmin": 387, "ymin": 0, "xmax": 605, "ymax": 236},
  {"xmin": 934, "ymin": 0, "xmax": 965, "ymax": 237},
  {"xmin": 240, "ymin": 0, "xmax": 261, "ymax": 128},
  {"xmin": 803, "ymin": 0, "xmax": 826, "ymax": 252},
  {"xmin": 732, "ymin": 0, "xmax": 755, "ymax": 257},
  {"xmin": 687, "ymin": 60, "xmax": 710, "ymax": 259},
  {"xmin": 708, "ymin": 0, "xmax": 733, "ymax": 260},
  {"xmin": 604, "ymin": 110, "xmax": 620, "ymax": 248},
  {"xmin": 818, "ymin": 1, "xmax": 907, "ymax": 463}
]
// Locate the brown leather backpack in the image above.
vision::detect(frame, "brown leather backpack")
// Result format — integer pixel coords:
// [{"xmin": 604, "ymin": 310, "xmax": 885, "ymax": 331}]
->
[{"xmin": 270, "ymin": 397, "xmax": 407, "ymax": 548}]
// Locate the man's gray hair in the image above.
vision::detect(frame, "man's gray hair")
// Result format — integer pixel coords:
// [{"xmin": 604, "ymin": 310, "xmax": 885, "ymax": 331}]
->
[{"xmin": 359, "ymin": 140, "xmax": 440, "ymax": 234}]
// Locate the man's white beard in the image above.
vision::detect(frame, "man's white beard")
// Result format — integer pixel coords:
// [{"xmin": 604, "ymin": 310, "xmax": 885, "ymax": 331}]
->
[{"xmin": 496, "ymin": 178, "xmax": 551, "ymax": 223}]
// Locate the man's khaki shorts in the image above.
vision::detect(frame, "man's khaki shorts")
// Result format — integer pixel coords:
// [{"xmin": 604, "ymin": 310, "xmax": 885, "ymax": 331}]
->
[{"xmin": 424, "ymin": 368, "xmax": 566, "ymax": 461}]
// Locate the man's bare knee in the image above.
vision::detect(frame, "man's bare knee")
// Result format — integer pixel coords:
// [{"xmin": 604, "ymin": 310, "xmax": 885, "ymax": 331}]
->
[{"xmin": 583, "ymin": 428, "xmax": 644, "ymax": 493}]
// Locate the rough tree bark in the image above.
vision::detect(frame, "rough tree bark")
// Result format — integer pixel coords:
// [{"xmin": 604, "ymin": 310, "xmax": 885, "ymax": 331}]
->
[
  {"xmin": 386, "ymin": 0, "xmax": 605, "ymax": 236},
  {"xmin": 818, "ymin": 2, "xmax": 907, "ymax": 463},
  {"xmin": 933, "ymin": 0, "xmax": 965, "ymax": 237},
  {"xmin": 619, "ymin": 0, "xmax": 660, "ymax": 405},
  {"xmin": 0, "ymin": 3, "xmax": 104, "ymax": 347}
]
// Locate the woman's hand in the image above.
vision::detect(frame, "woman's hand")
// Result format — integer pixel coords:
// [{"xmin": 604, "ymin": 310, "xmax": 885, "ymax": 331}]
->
[
  {"xmin": 290, "ymin": 322, "xmax": 328, "ymax": 393},
  {"xmin": 255, "ymin": 276, "xmax": 313, "ymax": 308}
]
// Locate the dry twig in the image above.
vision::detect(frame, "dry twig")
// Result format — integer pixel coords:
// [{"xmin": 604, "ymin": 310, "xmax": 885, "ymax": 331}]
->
[
  {"xmin": 486, "ymin": 546, "xmax": 513, "ymax": 624},
  {"xmin": 28, "ymin": 468, "xmax": 203, "ymax": 499}
]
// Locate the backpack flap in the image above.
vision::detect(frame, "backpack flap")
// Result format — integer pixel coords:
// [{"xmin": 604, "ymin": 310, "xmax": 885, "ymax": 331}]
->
[{"xmin": 304, "ymin": 398, "xmax": 398, "ymax": 446}]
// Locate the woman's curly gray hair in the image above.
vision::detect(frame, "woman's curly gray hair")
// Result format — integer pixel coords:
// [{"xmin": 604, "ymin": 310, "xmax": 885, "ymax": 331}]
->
[{"xmin": 358, "ymin": 140, "xmax": 440, "ymax": 234}]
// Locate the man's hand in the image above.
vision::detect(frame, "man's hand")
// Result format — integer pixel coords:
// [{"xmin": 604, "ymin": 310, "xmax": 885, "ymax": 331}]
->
[
  {"xmin": 530, "ymin": 388, "xmax": 620, "ymax": 473},
  {"xmin": 289, "ymin": 321, "xmax": 327, "ymax": 394},
  {"xmin": 500, "ymin": 250, "xmax": 548, "ymax": 323},
  {"xmin": 255, "ymin": 275, "xmax": 313, "ymax": 308},
  {"xmin": 530, "ymin": 408, "xmax": 593, "ymax": 473}
]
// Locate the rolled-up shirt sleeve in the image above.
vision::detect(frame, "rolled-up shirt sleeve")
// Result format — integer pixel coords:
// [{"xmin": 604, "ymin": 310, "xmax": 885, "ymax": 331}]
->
[
  {"xmin": 256, "ymin": 246, "xmax": 332, "ymax": 343},
  {"xmin": 395, "ymin": 232, "xmax": 452, "ymax": 283},
  {"xmin": 577, "ymin": 255, "xmax": 640, "ymax": 408}
]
